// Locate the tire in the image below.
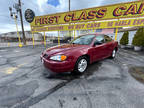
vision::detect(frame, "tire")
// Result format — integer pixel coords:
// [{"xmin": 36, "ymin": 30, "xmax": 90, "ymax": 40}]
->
[
  {"xmin": 110, "ymin": 49, "xmax": 117, "ymax": 59},
  {"xmin": 73, "ymin": 56, "xmax": 88, "ymax": 74}
]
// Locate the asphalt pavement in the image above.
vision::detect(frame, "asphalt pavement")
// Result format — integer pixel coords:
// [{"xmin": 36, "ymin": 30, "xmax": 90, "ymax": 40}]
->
[{"xmin": 0, "ymin": 44, "xmax": 144, "ymax": 108}]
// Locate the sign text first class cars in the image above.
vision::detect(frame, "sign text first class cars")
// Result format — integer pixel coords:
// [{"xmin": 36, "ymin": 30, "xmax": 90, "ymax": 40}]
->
[{"xmin": 31, "ymin": 1, "xmax": 144, "ymax": 26}]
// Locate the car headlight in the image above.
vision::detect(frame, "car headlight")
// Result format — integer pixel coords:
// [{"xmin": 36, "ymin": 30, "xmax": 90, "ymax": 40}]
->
[{"xmin": 50, "ymin": 55, "xmax": 67, "ymax": 61}]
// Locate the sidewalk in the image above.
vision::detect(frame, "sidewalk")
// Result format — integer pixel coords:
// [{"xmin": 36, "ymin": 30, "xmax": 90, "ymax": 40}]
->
[{"xmin": 0, "ymin": 41, "xmax": 53, "ymax": 48}]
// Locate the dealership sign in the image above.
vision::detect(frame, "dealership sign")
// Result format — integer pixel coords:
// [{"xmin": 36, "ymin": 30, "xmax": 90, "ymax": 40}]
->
[
  {"xmin": 25, "ymin": 9, "xmax": 35, "ymax": 23},
  {"xmin": 31, "ymin": 18, "xmax": 144, "ymax": 32},
  {"xmin": 31, "ymin": 1, "xmax": 144, "ymax": 27}
]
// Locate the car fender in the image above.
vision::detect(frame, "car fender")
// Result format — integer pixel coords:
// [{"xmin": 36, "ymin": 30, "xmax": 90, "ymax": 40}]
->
[{"xmin": 67, "ymin": 48, "xmax": 90, "ymax": 65}]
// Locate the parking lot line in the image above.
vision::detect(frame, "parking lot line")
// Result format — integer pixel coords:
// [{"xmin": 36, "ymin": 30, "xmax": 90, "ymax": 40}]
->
[
  {"xmin": 5, "ymin": 63, "xmax": 27, "ymax": 74},
  {"xmin": 6, "ymin": 67, "xmax": 18, "ymax": 74}
]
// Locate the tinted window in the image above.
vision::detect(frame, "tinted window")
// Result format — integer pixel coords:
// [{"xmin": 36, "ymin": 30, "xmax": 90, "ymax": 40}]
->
[
  {"xmin": 72, "ymin": 35, "xmax": 95, "ymax": 45},
  {"xmin": 104, "ymin": 35, "xmax": 112, "ymax": 42}
]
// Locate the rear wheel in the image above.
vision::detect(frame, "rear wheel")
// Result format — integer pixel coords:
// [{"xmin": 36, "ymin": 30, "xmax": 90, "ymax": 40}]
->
[{"xmin": 73, "ymin": 56, "xmax": 88, "ymax": 74}]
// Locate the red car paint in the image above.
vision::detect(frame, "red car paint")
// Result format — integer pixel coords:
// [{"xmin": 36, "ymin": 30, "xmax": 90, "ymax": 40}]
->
[{"xmin": 41, "ymin": 34, "xmax": 118, "ymax": 73}]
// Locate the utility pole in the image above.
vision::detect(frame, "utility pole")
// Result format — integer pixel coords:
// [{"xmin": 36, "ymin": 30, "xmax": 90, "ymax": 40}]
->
[
  {"xmin": 18, "ymin": 0, "xmax": 26, "ymax": 45},
  {"xmin": 69, "ymin": 0, "xmax": 70, "ymax": 12},
  {"xmin": 9, "ymin": 0, "xmax": 26, "ymax": 45},
  {"xmin": 68, "ymin": 0, "xmax": 71, "ymax": 39},
  {"xmin": 9, "ymin": 7, "xmax": 23, "ymax": 47}
]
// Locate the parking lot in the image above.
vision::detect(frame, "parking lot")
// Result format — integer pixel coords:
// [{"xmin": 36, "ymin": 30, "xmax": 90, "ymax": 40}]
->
[{"xmin": 0, "ymin": 44, "xmax": 144, "ymax": 108}]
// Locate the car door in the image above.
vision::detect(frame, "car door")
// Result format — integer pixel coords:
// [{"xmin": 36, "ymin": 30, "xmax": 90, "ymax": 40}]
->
[
  {"xmin": 92, "ymin": 35, "xmax": 107, "ymax": 62},
  {"xmin": 104, "ymin": 35, "xmax": 114, "ymax": 56}
]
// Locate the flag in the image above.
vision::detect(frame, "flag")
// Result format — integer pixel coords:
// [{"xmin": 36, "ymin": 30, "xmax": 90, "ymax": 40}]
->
[{"xmin": 47, "ymin": 0, "xmax": 60, "ymax": 7}]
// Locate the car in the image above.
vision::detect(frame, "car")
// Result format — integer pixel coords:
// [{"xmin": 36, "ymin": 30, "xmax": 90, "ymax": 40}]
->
[{"xmin": 40, "ymin": 34, "xmax": 118, "ymax": 74}]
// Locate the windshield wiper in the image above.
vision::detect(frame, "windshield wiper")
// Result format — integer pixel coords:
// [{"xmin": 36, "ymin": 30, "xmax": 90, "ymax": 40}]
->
[{"xmin": 71, "ymin": 41, "xmax": 83, "ymax": 44}]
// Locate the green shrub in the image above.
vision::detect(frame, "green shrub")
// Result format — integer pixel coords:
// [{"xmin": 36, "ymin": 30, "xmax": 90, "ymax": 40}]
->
[
  {"xmin": 120, "ymin": 31, "xmax": 129, "ymax": 45},
  {"xmin": 132, "ymin": 28, "xmax": 144, "ymax": 47}
]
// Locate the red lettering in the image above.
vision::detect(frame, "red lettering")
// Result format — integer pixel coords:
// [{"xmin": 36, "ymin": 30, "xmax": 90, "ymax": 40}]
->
[
  {"xmin": 94, "ymin": 23, "xmax": 100, "ymax": 27},
  {"xmin": 107, "ymin": 22, "xmax": 113, "ymax": 27},
  {"xmin": 78, "ymin": 11, "xmax": 87, "ymax": 20},
  {"xmin": 35, "ymin": 18, "xmax": 41, "ymax": 25},
  {"xmin": 42, "ymin": 17, "xmax": 48, "ymax": 24},
  {"xmin": 124, "ymin": 4, "xmax": 137, "ymax": 15},
  {"xmin": 96, "ymin": 8, "xmax": 107, "ymax": 18},
  {"xmin": 64, "ymin": 14, "xmax": 72, "ymax": 22},
  {"xmin": 54, "ymin": 16, "xmax": 60, "ymax": 23},
  {"xmin": 113, "ymin": 6, "xmax": 126, "ymax": 16},
  {"xmin": 72, "ymin": 13, "xmax": 78, "ymax": 21},
  {"xmin": 87, "ymin": 10, "xmax": 96, "ymax": 19},
  {"xmin": 48, "ymin": 17, "xmax": 54, "ymax": 24},
  {"xmin": 137, "ymin": 3, "xmax": 144, "ymax": 14}
]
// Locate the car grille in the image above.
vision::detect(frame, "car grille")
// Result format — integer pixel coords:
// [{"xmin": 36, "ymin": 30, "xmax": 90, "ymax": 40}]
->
[{"xmin": 43, "ymin": 54, "xmax": 49, "ymax": 59}]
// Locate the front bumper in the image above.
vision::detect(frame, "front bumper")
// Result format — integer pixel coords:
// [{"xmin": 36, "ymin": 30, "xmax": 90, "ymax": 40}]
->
[{"xmin": 40, "ymin": 56, "xmax": 74, "ymax": 73}]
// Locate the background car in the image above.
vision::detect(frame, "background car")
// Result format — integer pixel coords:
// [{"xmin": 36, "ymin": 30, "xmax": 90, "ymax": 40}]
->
[{"xmin": 41, "ymin": 34, "xmax": 118, "ymax": 74}]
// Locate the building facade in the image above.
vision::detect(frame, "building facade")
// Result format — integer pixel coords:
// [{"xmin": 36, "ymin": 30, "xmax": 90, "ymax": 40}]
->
[{"xmin": 0, "ymin": 31, "xmax": 43, "ymax": 42}]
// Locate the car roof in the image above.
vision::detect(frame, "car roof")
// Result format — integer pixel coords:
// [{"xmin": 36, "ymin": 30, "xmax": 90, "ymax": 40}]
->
[{"xmin": 78, "ymin": 34, "xmax": 106, "ymax": 37}]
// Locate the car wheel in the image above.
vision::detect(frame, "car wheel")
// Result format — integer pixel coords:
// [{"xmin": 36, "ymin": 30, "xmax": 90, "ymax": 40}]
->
[
  {"xmin": 73, "ymin": 56, "xmax": 88, "ymax": 74},
  {"xmin": 110, "ymin": 49, "xmax": 117, "ymax": 59}
]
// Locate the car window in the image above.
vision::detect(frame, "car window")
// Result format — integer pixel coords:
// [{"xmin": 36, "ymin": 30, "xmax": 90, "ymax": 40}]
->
[
  {"xmin": 104, "ymin": 35, "xmax": 112, "ymax": 42},
  {"xmin": 71, "ymin": 35, "xmax": 95, "ymax": 45},
  {"xmin": 95, "ymin": 35, "xmax": 105, "ymax": 43}
]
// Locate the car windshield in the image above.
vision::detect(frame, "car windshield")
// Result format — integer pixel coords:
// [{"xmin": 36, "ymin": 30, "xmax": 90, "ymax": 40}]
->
[{"xmin": 71, "ymin": 35, "xmax": 95, "ymax": 45}]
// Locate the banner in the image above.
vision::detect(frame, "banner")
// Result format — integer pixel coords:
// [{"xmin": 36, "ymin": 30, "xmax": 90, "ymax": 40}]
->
[
  {"xmin": 31, "ymin": 18, "xmax": 144, "ymax": 32},
  {"xmin": 31, "ymin": 1, "xmax": 144, "ymax": 26}
]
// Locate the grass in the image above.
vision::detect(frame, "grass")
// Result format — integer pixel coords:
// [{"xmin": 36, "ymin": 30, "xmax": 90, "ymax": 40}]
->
[{"xmin": 129, "ymin": 67, "xmax": 144, "ymax": 83}]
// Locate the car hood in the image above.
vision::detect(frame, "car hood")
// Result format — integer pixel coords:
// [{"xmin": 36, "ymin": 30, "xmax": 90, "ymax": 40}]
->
[{"xmin": 45, "ymin": 44, "xmax": 89, "ymax": 55}]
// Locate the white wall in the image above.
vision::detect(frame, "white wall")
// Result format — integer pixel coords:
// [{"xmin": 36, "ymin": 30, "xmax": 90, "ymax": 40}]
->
[{"xmin": 111, "ymin": 31, "xmax": 136, "ymax": 45}]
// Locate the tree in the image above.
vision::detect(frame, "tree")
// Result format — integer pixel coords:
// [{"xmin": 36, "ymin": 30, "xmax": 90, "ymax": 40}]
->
[
  {"xmin": 120, "ymin": 31, "xmax": 129, "ymax": 45},
  {"xmin": 132, "ymin": 28, "xmax": 144, "ymax": 47}
]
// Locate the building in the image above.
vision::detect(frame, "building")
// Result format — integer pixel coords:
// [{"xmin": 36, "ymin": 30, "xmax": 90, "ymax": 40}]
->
[{"xmin": 0, "ymin": 31, "xmax": 43, "ymax": 42}]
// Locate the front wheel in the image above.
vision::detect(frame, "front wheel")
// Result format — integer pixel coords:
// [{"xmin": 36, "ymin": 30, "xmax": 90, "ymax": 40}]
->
[
  {"xmin": 110, "ymin": 49, "xmax": 117, "ymax": 59},
  {"xmin": 73, "ymin": 56, "xmax": 88, "ymax": 74}
]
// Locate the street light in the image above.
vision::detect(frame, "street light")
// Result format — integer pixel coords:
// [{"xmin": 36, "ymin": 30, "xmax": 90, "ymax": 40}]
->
[
  {"xmin": 9, "ymin": 0, "xmax": 26, "ymax": 45},
  {"xmin": 9, "ymin": 7, "xmax": 13, "ymax": 17},
  {"xmin": 9, "ymin": 6, "xmax": 22, "ymax": 48}
]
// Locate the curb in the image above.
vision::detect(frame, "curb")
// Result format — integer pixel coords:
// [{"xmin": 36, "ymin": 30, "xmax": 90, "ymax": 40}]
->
[{"xmin": 0, "ymin": 44, "xmax": 46, "ymax": 49}]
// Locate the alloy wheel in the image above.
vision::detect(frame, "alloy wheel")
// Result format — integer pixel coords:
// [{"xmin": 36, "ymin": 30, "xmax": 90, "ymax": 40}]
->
[{"xmin": 78, "ymin": 59, "xmax": 87, "ymax": 73}]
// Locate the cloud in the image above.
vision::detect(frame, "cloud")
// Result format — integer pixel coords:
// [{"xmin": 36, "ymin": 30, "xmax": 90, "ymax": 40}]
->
[
  {"xmin": 37, "ymin": 0, "xmax": 47, "ymax": 13},
  {"xmin": 0, "ymin": 0, "xmax": 136, "ymax": 34}
]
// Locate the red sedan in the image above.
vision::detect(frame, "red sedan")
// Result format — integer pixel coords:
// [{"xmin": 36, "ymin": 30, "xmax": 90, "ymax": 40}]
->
[{"xmin": 41, "ymin": 34, "xmax": 118, "ymax": 74}]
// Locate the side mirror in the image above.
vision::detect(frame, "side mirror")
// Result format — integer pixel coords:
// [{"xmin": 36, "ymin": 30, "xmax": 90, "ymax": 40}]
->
[
  {"xmin": 67, "ymin": 40, "xmax": 71, "ymax": 43},
  {"xmin": 94, "ymin": 41, "xmax": 103, "ymax": 46}
]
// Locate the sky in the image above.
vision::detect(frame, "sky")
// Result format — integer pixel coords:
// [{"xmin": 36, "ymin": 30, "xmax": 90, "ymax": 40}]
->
[{"xmin": 0, "ymin": 0, "xmax": 136, "ymax": 34}]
